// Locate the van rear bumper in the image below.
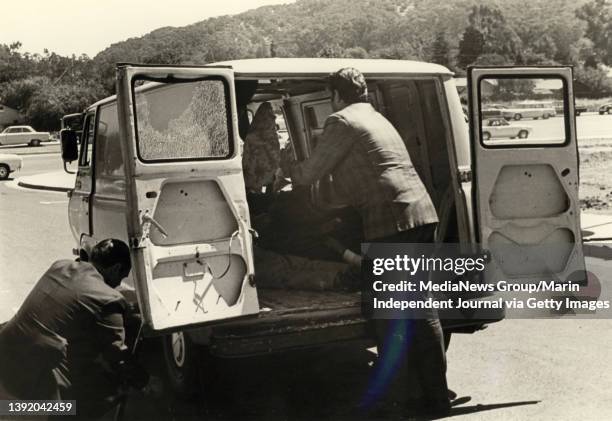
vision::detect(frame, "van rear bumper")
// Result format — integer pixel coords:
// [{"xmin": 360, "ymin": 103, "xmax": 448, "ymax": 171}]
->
[
  {"xmin": 209, "ymin": 306, "xmax": 371, "ymax": 357},
  {"xmin": 206, "ymin": 304, "xmax": 504, "ymax": 358}
]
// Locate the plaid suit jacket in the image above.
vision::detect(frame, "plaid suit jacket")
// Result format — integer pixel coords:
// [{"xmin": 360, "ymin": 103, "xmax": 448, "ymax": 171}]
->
[{"xmin": 289, "ymin": 102, "xmax": 438, "ymax": 240}]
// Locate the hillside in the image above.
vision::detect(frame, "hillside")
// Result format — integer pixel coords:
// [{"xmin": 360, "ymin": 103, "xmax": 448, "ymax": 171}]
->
[
  {"xmin": 4, "ymin": 0, "xmax": 611, "ymax": 130},
  {"xmin": 93, "ymin": 0, "xmax": 589, "ymax": 84}
]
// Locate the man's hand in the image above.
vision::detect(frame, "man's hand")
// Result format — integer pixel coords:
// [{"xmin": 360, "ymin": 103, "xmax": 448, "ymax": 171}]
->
[{"xmin": 279, "ymin": 144, "xmax": 295, "ymax": 179}]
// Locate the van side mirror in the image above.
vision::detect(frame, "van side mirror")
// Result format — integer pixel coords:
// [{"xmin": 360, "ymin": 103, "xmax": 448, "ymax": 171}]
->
[
  {"xmin": 61, "ymin": 129, "xmax": 78, "ymax": 162},
  {"xmin": 60, "ymin": 129, "xmax": 78, "ymax": 174}
]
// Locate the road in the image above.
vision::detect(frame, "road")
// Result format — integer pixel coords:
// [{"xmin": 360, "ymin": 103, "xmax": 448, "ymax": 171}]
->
[
  {"xmin": 1, "ymin": 153, "xmax": 612, "ymax": 419},
  {"xmin": 485, "ymin": 112, "xmax": 612, "ymax": 143},
  {"xmin": 0, "ymin": 154, "xmax": 74, "ymax": 321}
]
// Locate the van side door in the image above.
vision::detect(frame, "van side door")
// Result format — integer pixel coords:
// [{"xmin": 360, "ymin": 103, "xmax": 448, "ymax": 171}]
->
[
  {"xmin": 68, "ymin": 112, "xmax": 95, "ymax": 242},
  {"xmin": 116, "ymin": 65, "xmax": 258, "ymax": 333},
  {"xmin": 468, "ymin": 66, "xmax": 586, "ymax": 284}
]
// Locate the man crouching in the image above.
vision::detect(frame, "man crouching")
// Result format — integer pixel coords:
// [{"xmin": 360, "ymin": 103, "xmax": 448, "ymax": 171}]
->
[{"xmin": 0, "ymin": 239, "xmax": 147, "ymax": 419}]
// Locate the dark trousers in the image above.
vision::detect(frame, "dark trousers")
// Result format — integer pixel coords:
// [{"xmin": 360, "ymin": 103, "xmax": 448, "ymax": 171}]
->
[{"xmin": 368, "ymin": 224, "xmax": 449, "ymax": 408}]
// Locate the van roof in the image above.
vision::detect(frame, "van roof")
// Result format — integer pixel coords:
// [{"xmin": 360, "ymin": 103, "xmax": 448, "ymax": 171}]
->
[
  {"xmin": 86, "ymin": 58, "xmax": 452, "ymax": 110},
  {"xmin": 215, "ymin": 58, "xmax": 453, "ymax": 77}
]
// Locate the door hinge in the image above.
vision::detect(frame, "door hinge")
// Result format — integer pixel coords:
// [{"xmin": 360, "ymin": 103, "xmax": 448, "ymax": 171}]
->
[
  {"xmin": 459, "ymin": 168, "xmax": 472, "ymax": 183},
  {"xmin": 129, "ymin": 237, "xmax": 145, "ymax": 249}
]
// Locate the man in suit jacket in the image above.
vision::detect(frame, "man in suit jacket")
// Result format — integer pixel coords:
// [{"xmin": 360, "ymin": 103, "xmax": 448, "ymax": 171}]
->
[
  {"xmin": 0, "ymin": 239, "xmax": 144, "ymax": 419},
  {"xmin": 286, "ymin": 67, "xmax": 449, "ymax": 416}
]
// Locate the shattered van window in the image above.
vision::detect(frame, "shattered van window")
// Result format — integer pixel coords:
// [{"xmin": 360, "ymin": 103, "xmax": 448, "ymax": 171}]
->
[{"xmin": 135, "ymin": 79, "xmax": 231, "ymax": 161}]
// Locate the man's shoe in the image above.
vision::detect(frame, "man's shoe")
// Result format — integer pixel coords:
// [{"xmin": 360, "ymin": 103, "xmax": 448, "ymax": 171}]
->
[{"xmin": 420, "ymin": 399, "xmax": 451, "ymax": 418}]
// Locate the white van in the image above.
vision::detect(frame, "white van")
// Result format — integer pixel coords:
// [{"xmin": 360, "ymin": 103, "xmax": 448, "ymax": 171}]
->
[
  {"xmin": 60, "ymin": 59, "xmax": 585, "ymax": 393},
  {"xmin": 500, "ymin": 100, "xmax": 557, "ymax": 120}
]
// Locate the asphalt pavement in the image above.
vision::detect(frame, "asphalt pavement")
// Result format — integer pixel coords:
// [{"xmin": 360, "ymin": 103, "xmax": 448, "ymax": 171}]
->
[{"xmin": 0, "ymin": 154, "xmax": 74, "ymax": 322}]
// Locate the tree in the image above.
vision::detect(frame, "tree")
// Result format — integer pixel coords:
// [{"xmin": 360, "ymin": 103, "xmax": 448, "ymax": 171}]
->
[
  {"xmin": 574, "ymin": 65, "xmax": 612, "ymax": 97},
  {"xmin": 431, "ymin": 31, "xmax": 451, "ymax": 68},
  {"xmin": 473, "ymin": 53, "xmax": 510, "ymax": 66},
  {"xmin": 316, "ymin": 44, "xmax": 345, "ymax": 58},
  {"xmin": 576, "ymin": 0, "xmax": 612, "ymax": 64},
  {"xmin": 458, "ymin": 26, "xmax": 484, "ymax": 68},
  {"xmin": 467, "ymin": 5, "xmax": 522, "ymax": 61}
]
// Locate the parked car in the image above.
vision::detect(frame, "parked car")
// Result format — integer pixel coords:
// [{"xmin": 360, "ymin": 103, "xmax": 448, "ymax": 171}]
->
[
  {"xmin": 575, "ymin": 105, "xmax": 588, "ymax": 116},
  {"xmin": 482, "ymin": 107, "xmax": 504, "ymax": 118},
  {"xmin": 482, "ymin": 117, "xmax": 532, "ymax": 140},
  {"xmin": 554, "ymin": 101, "xmax": 587, "ymax": 116},
  {"xmin": 0, "ymin": 153, "xmax": 23, "ymax": 179},
  {"xmin": 500, "ymin": 101, "xmax": 556, "ymax": 120},
  {"xmin": 0, "ymin": 125, "xmax": 51, "ymax": 146},
  {"xmin": 599, "ymin": 103, "xmax": 612, "ymax": 115}
]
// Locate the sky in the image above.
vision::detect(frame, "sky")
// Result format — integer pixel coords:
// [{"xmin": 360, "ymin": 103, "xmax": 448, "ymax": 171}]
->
[{"xmin": 2, "ymin": 0, "xmax": 295, "ymax": 57}]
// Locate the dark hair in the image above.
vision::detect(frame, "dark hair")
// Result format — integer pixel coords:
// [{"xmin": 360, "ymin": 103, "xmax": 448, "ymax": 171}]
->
[
  {"xmin": 90, "ymin": 239, "xmax": 131, "ymax": 272},
  {"xmin": 327, "ymin": 67, "xmax": 368, "ymax": 104}
]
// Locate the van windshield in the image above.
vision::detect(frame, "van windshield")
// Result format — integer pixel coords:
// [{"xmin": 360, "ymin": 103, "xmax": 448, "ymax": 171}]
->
[{"xmin": 133, "ymin": 77, "xmax": 232, "ymax": 162}]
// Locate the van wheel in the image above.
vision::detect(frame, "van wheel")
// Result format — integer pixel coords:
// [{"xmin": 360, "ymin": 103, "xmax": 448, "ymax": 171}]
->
[
  {"xmin": 482, "ymin": 132, "xmax": 491, "ymax": 141},
  {"xmin": 0, "ymin": 165, "xmax": 9, "ymax": 180},
  {"xmin": 513, "ymin": 113, "xmax": 522, "ymax": 120},
  {"xmin": 542, "ymin": 113, "xmax": 550, "ymax": 119},
  {"xmin": 29, "ymin": 139, "xmax": 41, "ymax": 147},
  {"xmin": 162, "ymin": 331, "xmax": 202, "ymax": 399},
  {"xmin": 518, "ymin": 130, "xmax": 529, "ymax": 139}
]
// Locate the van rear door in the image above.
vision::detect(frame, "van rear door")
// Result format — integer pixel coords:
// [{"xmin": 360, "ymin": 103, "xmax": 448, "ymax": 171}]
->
[
  {"xmin": 116, "ymin": 65, "xmax": 258, "ymax": 332},
  {"xmin": 467, "ymin": 66, "xmax": 586, "ymax": 284}
]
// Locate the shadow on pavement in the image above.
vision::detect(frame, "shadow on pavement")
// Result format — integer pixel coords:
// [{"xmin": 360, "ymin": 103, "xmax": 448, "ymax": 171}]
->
[{"xmin": 433, "ymin": 399, "xmax": 540, "ymax": 419}]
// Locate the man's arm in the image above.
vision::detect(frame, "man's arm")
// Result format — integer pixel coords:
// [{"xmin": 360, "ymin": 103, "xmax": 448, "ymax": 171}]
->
[
  {"xmin": 95, "ymin": 300, "xmax": 128, "ymax": 366},
  {"xmin": 289, "ymin": 116, "xmax": 354, "ymax": 185}
]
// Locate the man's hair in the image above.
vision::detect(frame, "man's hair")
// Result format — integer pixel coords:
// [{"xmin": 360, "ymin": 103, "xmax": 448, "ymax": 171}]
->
[
  {"xmin": 327, "ymin": 67, "xmax": 368, "ymax": 104},
  {"xmin": 90, "ymin": 239, "xmax": 131, "ymax": 272}
]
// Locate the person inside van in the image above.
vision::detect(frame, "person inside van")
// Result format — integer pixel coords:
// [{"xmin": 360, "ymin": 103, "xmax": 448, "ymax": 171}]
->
[
  {"xmin": 283, "ymin": 67, "xmax": 450, "ymax": 416},
  {"xmin": 242, "ymin": 101, "xmax": 281, "ymax": 195}
]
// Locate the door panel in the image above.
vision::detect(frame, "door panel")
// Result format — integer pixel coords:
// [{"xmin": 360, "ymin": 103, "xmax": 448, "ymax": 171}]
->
[
  {"xmin": 68, "ymin": 113, "xmax": 94, "ymax": 241},
  {"xmin": 468, "ymin": 67, "xmax": 585, "ymax": 283},
  {"xmin": 116, "ymin": 65, "xmax": 258, "ymax": 332}
]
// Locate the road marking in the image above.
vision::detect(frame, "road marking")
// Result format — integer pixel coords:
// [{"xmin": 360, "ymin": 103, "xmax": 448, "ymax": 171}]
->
[
  {"xmin": 4, "ymin": 179, "xmax": 68, "ymax": 195},
  {"xmin": 40, "ymin": 200, "xmax": 68, "ymax": 205}
]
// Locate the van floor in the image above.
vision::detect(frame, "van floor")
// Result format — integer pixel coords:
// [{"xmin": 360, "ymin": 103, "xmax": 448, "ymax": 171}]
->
[{"xmin": 258, "ymin": 288, "xmax": 360, "ymax": 312}]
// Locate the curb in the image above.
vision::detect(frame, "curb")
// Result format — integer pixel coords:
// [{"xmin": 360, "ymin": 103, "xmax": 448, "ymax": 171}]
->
[
  {"xmin": 17, "ymin": 151, "xmax": 61, "ymax": 156},
  {"xmin": 17, "ymin": 180, "xmax": 71, "ymax": 193}
]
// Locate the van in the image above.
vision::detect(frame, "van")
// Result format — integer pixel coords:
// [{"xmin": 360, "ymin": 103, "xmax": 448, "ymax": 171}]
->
[
  {"xmin": 60, "ymin": 59, "xmax": 585, "ymax": 393},
  {"xmin": 497, "ymin": 100, "xmax": 557, "ymax": 121}
]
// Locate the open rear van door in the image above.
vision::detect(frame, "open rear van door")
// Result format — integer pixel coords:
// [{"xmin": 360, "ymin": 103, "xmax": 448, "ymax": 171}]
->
[
  {"xmin": 116, "ymin": 65, "xmax": 258, "ymax": 332},
  {"xmin": 467, "ymin": 66, "xmax": 586, "ymax": 285}
]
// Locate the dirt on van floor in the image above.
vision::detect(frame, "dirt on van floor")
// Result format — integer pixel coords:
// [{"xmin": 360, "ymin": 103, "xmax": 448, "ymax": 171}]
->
[{"xmin": 579, "ymin": 138, "xmax": 612, "ymax": 214}]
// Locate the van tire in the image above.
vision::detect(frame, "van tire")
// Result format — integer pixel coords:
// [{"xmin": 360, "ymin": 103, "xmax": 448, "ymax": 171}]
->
[
  {"xmin": 518, "ymin": 130, "xmax": 529, "ymax": 139},
  {"xmin": 542, "ymin": 113, "xmax": 550, "ymax": 119},
  {"xmin": 162, "ymin": 331, "xmax": 203, "ymax": 399},
  {"xmin": 482, "ymin": 132, "xmax": 491, "ymax": 141},
  {"xmin": 513, "ymin": 113, "xmax": 522, "ymax": 120},
  {"xmin": 29, "ymin": 139, "xmax": 41, "ymax": 147},
  {"xmin": 0, "ymin": 165, "xmax": 9, "ymax": 180}
]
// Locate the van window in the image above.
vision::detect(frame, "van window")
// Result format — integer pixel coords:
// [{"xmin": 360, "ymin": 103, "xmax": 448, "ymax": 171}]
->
[
  {"xmin": 79, "ymin": 113, "xmax": 95, "ymax": 166},
  {"xmin": 478, "ymin": 76, "xmax": 566, "ymax": 147},
  {"xmin": 133, "ymin": 78, "xmax": 232, "ymax": 162},
  {"xmin": 95, "ymin": 103, "xmax": 124, "ymax": 196}
]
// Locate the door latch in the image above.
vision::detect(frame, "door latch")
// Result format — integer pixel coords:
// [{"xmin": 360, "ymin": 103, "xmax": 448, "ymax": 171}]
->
[{"xmin": 142, "ymin": 213, "xmax": 169, "ymax": 238}]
